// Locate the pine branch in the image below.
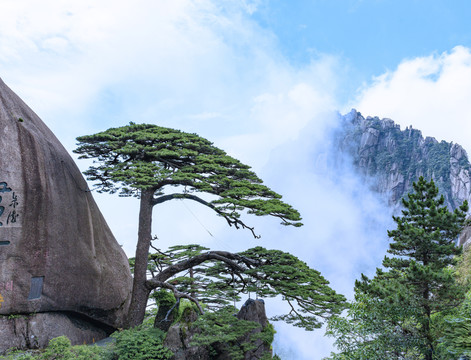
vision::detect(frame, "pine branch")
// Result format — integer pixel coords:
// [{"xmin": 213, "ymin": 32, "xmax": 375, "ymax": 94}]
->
[{"xmin": 152, "ymin": 193, "xmax": 261, "ymax": 238}]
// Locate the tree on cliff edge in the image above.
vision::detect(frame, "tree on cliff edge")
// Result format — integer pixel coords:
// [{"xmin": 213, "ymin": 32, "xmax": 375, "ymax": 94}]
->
[{"xmin": 74, "ymin": 123, "xmax": 344, "ymax": 329}]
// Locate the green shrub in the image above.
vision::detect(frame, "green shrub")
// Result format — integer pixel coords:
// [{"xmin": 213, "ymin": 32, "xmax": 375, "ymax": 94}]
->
[
  {"xmin": 174, "ymin": 299, "xmax": 199, "ymax": 323},
  {"xmin": 0, "ymin": 351, "xmax": 37, "ymax": 360},
  {"xmin": 256, "ymin": 322, "xmax": 276, "ymax": 346},
  {"xmin": 70, "ymin": 345, "xmax": 108, "ymax": 360},
  {"xmin": 11, "ymin": 336, "xmax": 112, "ymax": 360},
  {"xmin": 152, "ymin": 290, "xmax": 176, "ymax": 308},
  {"xmin": 40, "ymin": 336, "xmax": 74, "ymax": 360},
  {"xmin": 111, "ymin": 327, "xmax": 173, "ymax": 360}
]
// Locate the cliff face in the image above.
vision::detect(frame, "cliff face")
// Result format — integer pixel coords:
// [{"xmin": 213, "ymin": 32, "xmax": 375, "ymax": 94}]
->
[
  {"xmin": 0, "ymin": 77, "xmax": 132, "ymax": 352},
  {"xmin": 335, "ymin": 109, "xmax": 471, "ymax": 211}
]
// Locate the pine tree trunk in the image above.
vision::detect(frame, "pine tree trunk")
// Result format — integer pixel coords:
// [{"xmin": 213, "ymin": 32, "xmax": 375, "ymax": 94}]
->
[
  {"xmin": 125, "ymin": 188, "xmax": 155, "ymax": 328},
  {"xmin": 424, "ymin": 286, "xmax": 433, "ymax": 360}
]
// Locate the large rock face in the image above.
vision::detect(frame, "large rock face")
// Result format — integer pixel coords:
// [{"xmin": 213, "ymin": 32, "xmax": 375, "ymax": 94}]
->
[
  {"xmin": 0, "ymin": 78, "xmax": 132, "ymax": 351},
  {"xmin": 164, "ymin": 308, "xmax": 210, "ymax": 360},
  {"xmin": 236, "ymin": 299, "xmax": 271, "ymax": 360},
  {"xmin": 334, "ymin": 109, "xmax": 471, "ymax": 246},
  {"xmin": 0, "ymin": 313, "xmax": 108, "ymax": 350},
  {"xmin": 335, "ymin": 109, "xmax": 471, "ymax": 210}
]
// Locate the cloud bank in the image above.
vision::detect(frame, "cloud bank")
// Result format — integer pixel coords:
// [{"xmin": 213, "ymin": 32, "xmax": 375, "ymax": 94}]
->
[
  {"xmin": 353, "ymin": 46, "xmax": 471, "ymax": 152},
  {"xmin": 0, "ymin": 3, "xmax": 350, "ymax": 358},
  {"xmin": 3, "ymin": 1, "xmax": 471, "ymax": 359},
  {"xmin": 0, "ymin": 0, "xmax": 340, "ymax": 150}
]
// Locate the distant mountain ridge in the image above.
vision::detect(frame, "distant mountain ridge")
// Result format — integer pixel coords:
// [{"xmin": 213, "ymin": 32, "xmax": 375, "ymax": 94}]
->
[{"xmin": 334, "ymin": 109, "xmax": 471, "ymax": 212}]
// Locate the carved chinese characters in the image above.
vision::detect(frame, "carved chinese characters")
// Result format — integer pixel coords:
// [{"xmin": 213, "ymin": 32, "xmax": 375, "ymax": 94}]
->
[{"xmin": 0, "ymin": 182, "xmax": 19, "ymax": 227}]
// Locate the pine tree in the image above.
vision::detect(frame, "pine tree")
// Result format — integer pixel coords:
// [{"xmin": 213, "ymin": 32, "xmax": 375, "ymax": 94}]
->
[
  {"xmin": 327, "ymin": 177, "xmax": 468, "ymax": 359},
  {"xmin": 74, "ymin": 123, "xmax": 347, "ymax": 331},
  {"xmin": 382, "ymin": 177, "xmax": 468, "ymax": 358},
  {"xmin": 75, "ymin": 123, "xmax": 302, "ymax": 327}
]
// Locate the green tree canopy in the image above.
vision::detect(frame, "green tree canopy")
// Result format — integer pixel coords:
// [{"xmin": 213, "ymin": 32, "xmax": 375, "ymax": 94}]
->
[
  {"xmin": 142, "ymin": 245, "xmax": 346, "ymax": 332},
  {"xmin": 326, "ymin": 177, "xmax": 469, "ymax": 360},
  {"xmin": 75, "ymin": 123, "xmax": 302, "ymax": 232},
  {"xmin": 74, "ymin": 123, "xmax": 305, "ymax": 327}
]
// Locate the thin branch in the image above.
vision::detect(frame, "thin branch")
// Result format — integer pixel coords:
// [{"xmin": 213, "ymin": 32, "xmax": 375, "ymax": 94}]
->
[
  {"xmin": 165, "ymin": 298, "xmax": 181, "ymax": 322},
  {"xmin": 151, "ymin": 280, "xmax": 204, "ymax": 315},
  {"xmin": 147, "ymin": 251, "xmax": 258, "ymax": 287},
  {"xmin": 152, "ymin": 193, "xmax": 261, "ymax": 238},
  {"xmin": 145, "ymin": 251, "xmax": 263, "ymax": 315},
  {"xmin": 286, "ymin": 298, "xmax": 309, "ymax": 325}
]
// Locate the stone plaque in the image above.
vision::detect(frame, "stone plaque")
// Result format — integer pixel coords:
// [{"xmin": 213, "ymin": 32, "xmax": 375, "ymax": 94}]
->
[{"xmin": 27, "ymin": 276, "xmax": 44, "ymax": 300}]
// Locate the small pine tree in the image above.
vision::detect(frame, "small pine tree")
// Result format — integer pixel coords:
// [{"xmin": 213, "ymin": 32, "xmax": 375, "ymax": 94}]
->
[
  {"xmin": 327, "ymin": 177, "xmax": 468, "ymax": 359},
  {"xmin": 382, "ymin": 177, "xmax": 468, "ymax": 359}
]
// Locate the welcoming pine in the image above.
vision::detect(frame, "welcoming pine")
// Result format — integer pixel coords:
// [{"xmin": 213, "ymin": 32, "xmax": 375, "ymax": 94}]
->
[{"xmin": 74, "ymin": 123, "xmax": 345, "ymax": 337}]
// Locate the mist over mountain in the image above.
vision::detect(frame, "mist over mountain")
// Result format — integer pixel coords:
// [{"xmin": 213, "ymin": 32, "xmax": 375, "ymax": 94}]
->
[{"xmin": 333, "ymin": 109, "xmax": 471, "ymax": 212}]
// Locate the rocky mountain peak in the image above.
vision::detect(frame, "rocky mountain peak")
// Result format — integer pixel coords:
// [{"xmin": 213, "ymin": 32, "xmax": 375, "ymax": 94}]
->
[{"xmin": 335, "ymin": 109, "xmax": 471, "ymax": 211}]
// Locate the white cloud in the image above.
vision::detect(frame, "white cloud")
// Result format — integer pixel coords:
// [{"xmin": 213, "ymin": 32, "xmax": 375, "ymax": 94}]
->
[
  {"xmin": 241, "ymin": 112, "xmax": 394, "ymax": 359},
  {"xmin": 217, "ymin": 56, "xmax": 342, "ymax": 170},
  {"xmin": 353, "ymin": 46, "xmax": 471, "ymax": 153},
  {"xmin": 0, "ymin": 1, "xmax": 263, "ymax": 127},
  {"xmin": 0, "ymin": 2, "xmax": 391, "ymax": 359}
]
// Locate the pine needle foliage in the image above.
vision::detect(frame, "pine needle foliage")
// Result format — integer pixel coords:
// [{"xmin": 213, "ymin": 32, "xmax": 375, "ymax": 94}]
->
[
  {"xmin": 190, "ymin": 306, "xmax": 264, "ymax": 360},
  {"xmin": 145, "ymin": 245, "xmax": 347, "ymax": 331},
  {"xmin": 74, "ymin": 123, "xmax": 302, "ymax": 227},
  {"xmin": 439, "ymin": 291, "xmax": 471, "ymax": 358},
  {"xmin": 241, "ymin": 247, "xmax": 347, "ymax": 331},
  {"xmin": 111, "ymin": 327, "xmax": 173, "ymax": 360},
  {"xmin": 75, "ymin": 123, "xmax": 304, "ymax": 327},
  {"xmin": 326, "ymin": 177, "xmax": 468, "ymax": 360}
]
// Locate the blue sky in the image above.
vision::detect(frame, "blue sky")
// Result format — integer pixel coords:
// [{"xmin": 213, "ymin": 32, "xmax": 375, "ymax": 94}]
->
[
  {"xmin": 253, "ymin": 0, "xmax": 471, "ymax": 109},
  {"xmin": 255, "ymin": 0, "xmax": 471, "ymax": 71},
  {"xmin": 2, "ymin": 1, "xmax": 471, "ymax": 358}
]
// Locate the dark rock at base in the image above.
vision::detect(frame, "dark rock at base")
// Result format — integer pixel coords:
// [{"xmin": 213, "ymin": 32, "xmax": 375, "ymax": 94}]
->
[
  {"xmin": 236, "ymin": 299, "xmax": 272, "ymax": 360},
  {"xmin": 460, "ymin": 225, "xmax": 471, "ymax": 248},
  {"xmin": 0, "ymin": 312, "xmax": 108, "ymax": 353},
  {"xmin": 164, "ymin": 306, "xmax": 210, "ymax": 360},
  {"xmin": 164, "ymin": 299, "xmax": 272, "ymax": 360},
  {"xmin": 237, "ymin": 298, "xmax": 268, "ymax": 325},
  {"xmin": 154, "ymin": 302, "xmax": 178, "ymax": 332}
]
